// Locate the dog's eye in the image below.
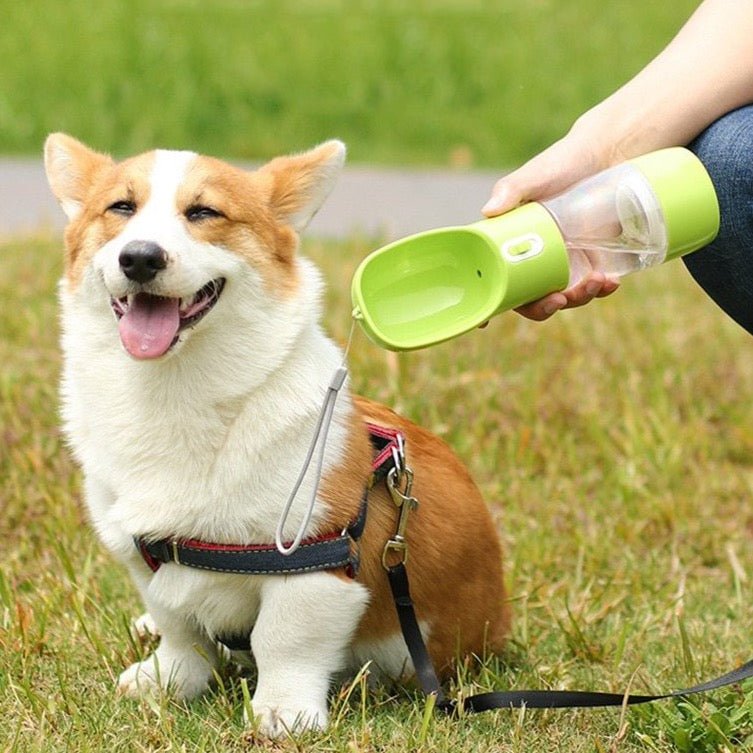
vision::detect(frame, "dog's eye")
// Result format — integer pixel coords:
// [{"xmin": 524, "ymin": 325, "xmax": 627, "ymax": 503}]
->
[
  {"xmin": 107, "ymin": 200, "xmax": 136, "ymax": 217},
  {"xmin": 185, "ymin": 205, "xmax": 224, "ymax": 222}
]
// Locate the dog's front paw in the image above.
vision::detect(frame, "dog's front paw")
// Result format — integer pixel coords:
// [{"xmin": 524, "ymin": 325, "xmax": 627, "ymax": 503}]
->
[
  {"xmin": 132, "ymin": 612, "xmax": 160, "ymax": 640},
  {"xmin": 117, "ymin": 651, "xmax": 212, "ymax": 700},
  {"xmin": 117, "ymin": 660, "xmax": 161, "ymax": 698},
  {"xmin": 249, "ymin": 699, "xmax": 328, "ymax": 739}
]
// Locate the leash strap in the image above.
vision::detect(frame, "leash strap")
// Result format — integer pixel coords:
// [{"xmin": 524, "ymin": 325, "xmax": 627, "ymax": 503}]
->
[
  {"xmin": 387, "ymin": 560, "xmax": 753, "ymax": 713},
  {"xmin": 380, "ymin": 430, "xmax": 753, "ymax": 713},
  {"xmin": 386, "ymin": 563, "xmax": 454, "ymax": 713},
  {"xmin": 462, "ymin": 656, "xmax": 753, "ymax": 710}
]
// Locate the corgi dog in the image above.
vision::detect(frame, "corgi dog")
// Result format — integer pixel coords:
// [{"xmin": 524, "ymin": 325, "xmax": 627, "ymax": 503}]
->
[{"xmin": 44, "ymin": 134, "xmax": 508, "ymax": 738}]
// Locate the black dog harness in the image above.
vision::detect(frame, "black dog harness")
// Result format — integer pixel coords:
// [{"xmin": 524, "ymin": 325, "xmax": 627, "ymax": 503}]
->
[
  {"xmin": 134, "ymin": 424, "xmax": 753, "ymax": 715},
  {"xmin": 133, "ymin": 421, "xmax": 402, "ymax": 652},
  {"xmin": 136, "ymin": 496, "xmax": 367, "ymax": 578}
]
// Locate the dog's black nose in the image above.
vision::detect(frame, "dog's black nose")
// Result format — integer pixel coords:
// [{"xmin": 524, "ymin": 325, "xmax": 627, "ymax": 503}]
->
[{"xmin": 119, "ymin": 241, "xmax": 169, "ymax": 283}]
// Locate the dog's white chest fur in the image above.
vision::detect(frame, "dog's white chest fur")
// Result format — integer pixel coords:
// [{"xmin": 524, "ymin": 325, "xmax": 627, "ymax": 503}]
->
[{"xmin": 61, "ymin": 294, "xmax": 346, "ymax": 550}]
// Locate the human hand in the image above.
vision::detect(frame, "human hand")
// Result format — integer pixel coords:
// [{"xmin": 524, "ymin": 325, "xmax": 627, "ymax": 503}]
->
[{"xmin": 482, "ymin": 124, "xmax": 621, "ymax": 320}]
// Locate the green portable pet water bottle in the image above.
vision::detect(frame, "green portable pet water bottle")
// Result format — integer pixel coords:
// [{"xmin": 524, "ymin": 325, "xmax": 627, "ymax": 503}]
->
[{"xmin": 351, "ymin": 147, "xmax": 720, "ymax": 351}]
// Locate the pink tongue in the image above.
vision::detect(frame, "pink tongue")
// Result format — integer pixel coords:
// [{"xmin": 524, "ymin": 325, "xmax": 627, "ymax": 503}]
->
[{"xmin": 118, "ymin": 294, "xmax": 181, "ymax": 359}]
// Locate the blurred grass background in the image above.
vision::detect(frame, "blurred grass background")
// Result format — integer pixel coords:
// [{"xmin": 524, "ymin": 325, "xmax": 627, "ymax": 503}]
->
[{"xmin": 1, "ymin": 0, "xmax": 698, "ymax": 166}]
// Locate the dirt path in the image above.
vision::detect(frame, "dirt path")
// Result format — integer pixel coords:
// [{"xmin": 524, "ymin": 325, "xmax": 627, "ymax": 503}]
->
[{"xmin": 0, "ymin": 158, "xmax": 500, "ymax": 241}]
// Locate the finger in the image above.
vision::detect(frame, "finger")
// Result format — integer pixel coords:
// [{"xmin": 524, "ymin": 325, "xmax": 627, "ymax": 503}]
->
[
  {"xmin": 514, "ymin": 273, "xmax": 620, "ymax": 321},
  {"xmin": 562, "ymin": 273, "xmax": 619, "ymax": 308},
  {"xmin": 517, "ymin": 275, "xmax": 607, "ymax": 319},
  {"xmin": 514, "ymin": 292, "xmax": 568, "ymax": 321},
  {"xmin": 482, "ymin": 136, "xmax": 604, "ymax": 218},
  {"xmin": 595, "ymin": 277, "xmax": 620, "ymax": 298}
]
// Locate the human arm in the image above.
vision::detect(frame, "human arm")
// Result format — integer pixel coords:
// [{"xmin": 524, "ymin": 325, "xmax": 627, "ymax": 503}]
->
[{"xmin": 483, "ymin": 0, "xmax": 753, "ymax": 320}]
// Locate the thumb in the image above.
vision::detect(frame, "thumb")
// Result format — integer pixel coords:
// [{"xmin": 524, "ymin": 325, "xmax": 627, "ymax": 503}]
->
[
  {"xmin": 481, "ymin": 174, "xmax": 528, "ymax": 217},
  {"xmin": 481, "ymin": 134, "xmax": 601, "ymax": 218},
  {"xmin": 481, "ymin": 153, "xmax": 558, "ymax": 217}
]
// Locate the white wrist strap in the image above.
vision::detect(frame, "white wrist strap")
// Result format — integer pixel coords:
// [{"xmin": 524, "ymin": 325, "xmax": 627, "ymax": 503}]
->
[{"xmin": 275, "ymin": 322, "xmax": 356, "ymax": 556}]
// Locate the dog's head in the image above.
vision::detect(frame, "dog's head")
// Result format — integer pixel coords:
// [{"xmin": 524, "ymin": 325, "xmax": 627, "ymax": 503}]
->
[{"xmin": 44, "ymin": 134, "xmax": 345, "ymax": 364}]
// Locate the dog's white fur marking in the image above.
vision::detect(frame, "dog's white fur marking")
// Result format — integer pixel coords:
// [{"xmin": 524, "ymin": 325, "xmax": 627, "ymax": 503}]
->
[{"xmin": 250, "ymin": 573, "xmax": 369, "ymax": 734}]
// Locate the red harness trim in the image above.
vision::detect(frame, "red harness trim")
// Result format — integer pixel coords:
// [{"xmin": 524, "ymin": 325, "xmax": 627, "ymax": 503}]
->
[
  {"xmin": 137, "ymin": 539, "xmax": 163, "ymax": 574},
  {"xmin": 177, "ymin": 529, "xmax": 343, "ymax": 554},
  {"xmin": 366, "ymin": 422, "xmax": 403, "ymax": 479}
]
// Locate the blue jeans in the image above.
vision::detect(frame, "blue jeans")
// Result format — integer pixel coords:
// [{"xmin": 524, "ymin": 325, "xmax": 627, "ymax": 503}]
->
[{"xmin": 685, "ymin": 105, "xmax": 753, "ymax": 334}]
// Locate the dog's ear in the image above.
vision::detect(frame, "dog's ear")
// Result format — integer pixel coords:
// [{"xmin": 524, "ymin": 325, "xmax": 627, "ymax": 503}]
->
[
  {"xmin": 44, "ymin": 133, "xmax": 114, "ymax": 221},
  {"xmin": 260, "ymin": 140, "xmax": 346, "ymax": 232}
]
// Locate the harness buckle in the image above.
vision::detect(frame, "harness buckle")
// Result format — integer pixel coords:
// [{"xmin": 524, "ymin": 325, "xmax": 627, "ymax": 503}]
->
[
  {"xmin": 382, "ymin": 538, "xmax": 409, "ymax": 569},
  {"xmin": 171, "ymin": 539, "xmax": 181, "ymax": 565},
  {"xmin": 382, "ymin": 465, "xmax": 419, "ymax": 570}
]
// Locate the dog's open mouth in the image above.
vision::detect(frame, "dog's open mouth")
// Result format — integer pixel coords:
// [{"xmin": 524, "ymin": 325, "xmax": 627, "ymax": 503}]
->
[{"xmin": 111, "ymin": 278, "xmax": 226, "ymax": 359}]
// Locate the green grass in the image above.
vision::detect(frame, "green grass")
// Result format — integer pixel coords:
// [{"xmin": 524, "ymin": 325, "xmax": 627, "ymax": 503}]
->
[
  {"xmin": 4, "ymin": 233, "xmax": 753, "ymax": 751},
  {"xmin": 1, "ymin": 0, "xmax": 698, "ymax": 166}
]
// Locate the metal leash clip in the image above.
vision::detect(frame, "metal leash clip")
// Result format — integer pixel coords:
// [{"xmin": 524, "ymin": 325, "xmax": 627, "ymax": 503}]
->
[{"xmin": 382, "ymin": 461, "xmax": 419, "ymax": 570}]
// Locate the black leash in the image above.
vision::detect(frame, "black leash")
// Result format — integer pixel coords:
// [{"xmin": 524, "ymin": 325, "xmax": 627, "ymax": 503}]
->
[{"xmin": 387, "ymin": 560, "xmax": 753, "ymax": 714}]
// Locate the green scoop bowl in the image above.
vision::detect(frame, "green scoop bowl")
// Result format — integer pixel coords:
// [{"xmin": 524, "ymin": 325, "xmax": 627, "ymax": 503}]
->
[{"xmin": 351, "ymin": 202, "xmax": 569, "ymax": 351}]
